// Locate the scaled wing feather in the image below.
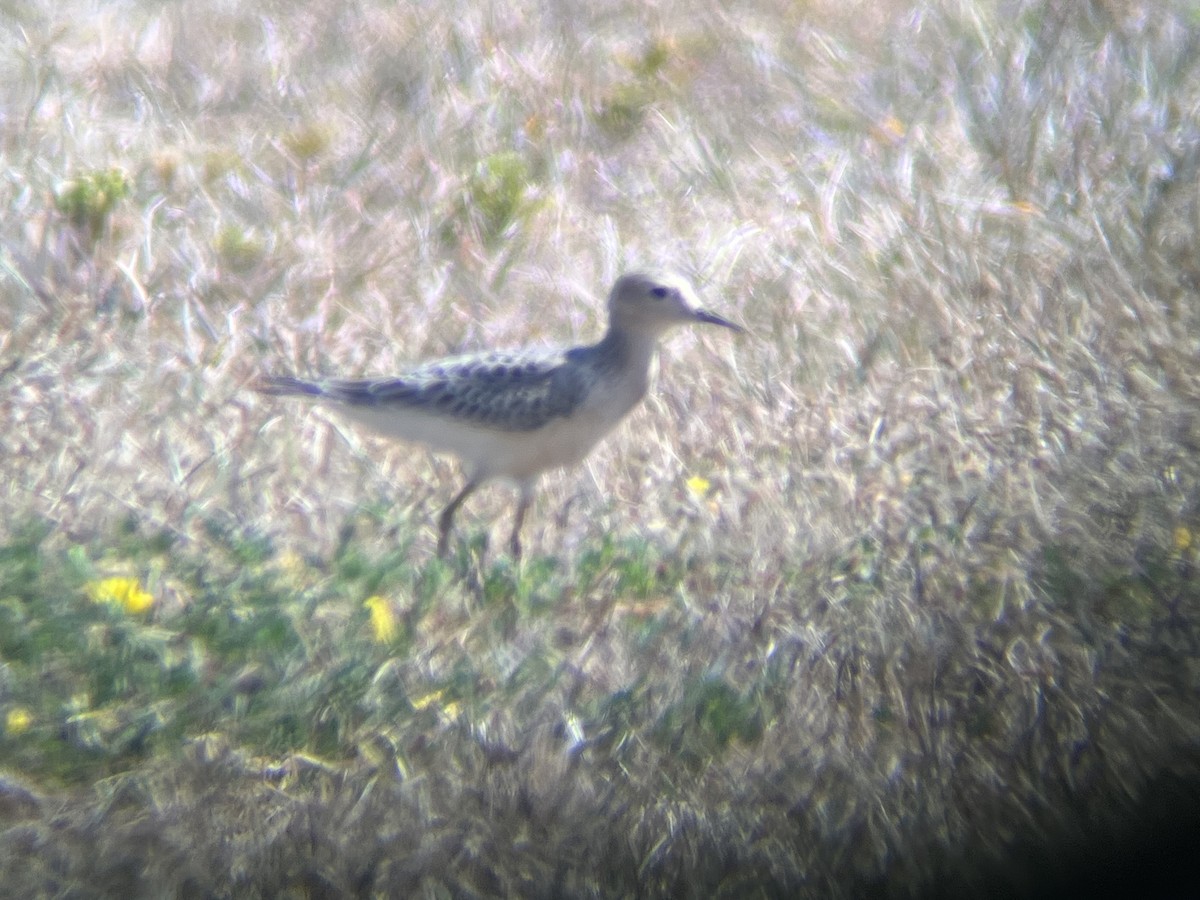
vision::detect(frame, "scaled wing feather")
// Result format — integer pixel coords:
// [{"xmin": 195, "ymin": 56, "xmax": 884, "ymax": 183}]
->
[{"xmin": 307, "ymin": 349, "xmax": 591, "ymax": 432}]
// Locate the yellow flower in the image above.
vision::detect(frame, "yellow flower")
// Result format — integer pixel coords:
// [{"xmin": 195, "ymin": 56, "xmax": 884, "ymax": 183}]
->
[
  {"xmin": 410, "ymin": 690, "xmax": 444, "ymax": 711},
  {"xmin": 86, "ymin": 577, "xmax": 154, "ymax": 614},
  {"xmin": 5, "ymin": 707, "xmax": 32, "ymax": 735},
  {"xmin": 409, "ymin": 690, "xmax": 461, "ymax": 723},
  {"xmin": 686, "ymin": 475, "xmax": 712, "ymax": 499},
  {"xmin": 878, "ymin": 115, "xmax": 906, "ymax": 139},
  {"xmin": 364, "ymin": 596, "xmax": 398, "ymax": 644},
  {"xmin": 1174, "ymin": 525, "xmax": 1193, "ymax": 552}
]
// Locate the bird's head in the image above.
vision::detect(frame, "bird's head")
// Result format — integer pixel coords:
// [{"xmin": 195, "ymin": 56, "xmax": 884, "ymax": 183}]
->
[{"xmin": 607, "ymin": 271, "xmax": 743, "ymax": 336}]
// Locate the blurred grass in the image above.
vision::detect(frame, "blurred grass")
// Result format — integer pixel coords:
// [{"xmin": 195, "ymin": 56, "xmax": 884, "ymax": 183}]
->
[{"xmin": 3, "ymin": 0, "xmax": 1200, "ymax": 895}]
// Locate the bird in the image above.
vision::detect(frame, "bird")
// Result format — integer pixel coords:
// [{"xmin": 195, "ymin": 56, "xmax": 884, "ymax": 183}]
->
[{"xmin": 255, "ymin": 270, "xmax": 742, "ymax": 558}]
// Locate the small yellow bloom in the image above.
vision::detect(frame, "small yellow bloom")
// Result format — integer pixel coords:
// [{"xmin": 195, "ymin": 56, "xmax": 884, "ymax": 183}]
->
[
  {"xmin": 5, "ymin": 707, "xmax": 32, "ymax": 735},
  {"xmin": 410, "ymin": 690, "xmax": 444, "ymax": 712},
  {"xmin": 1174, "ymin": 525, "xmax": 1193, "ymax": 552},
  {"xmin": 879, "ymin": 115, "xmax": 906, "ymax": 139},
  {"xmin": 686, "ymin": 475, "xmax": 712, "ymax": 499},
  {"xmin": 86, "ymin": 577, "xmax": 154, "ymax": 614},
  {"xmin": 409, "ymin": 690, "xmax": 462, "ymax": 723},
  {"xmin": 364, "ymin": 596, "xmax": 398, "ymax": 644}
]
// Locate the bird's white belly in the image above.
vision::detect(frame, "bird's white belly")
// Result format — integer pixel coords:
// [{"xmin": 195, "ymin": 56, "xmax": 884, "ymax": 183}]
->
[
  {"xmin": 331, "ymin": 375, "xmax": 644, "ymax": 482},
  {"xmin": 481, "ymin": 412, "xmax": 619, "ymax": 479}
]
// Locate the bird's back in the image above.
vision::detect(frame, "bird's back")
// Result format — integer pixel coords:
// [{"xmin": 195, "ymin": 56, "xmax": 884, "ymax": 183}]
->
[
  {"xmin": 259, "ymin": 347, "xmax": 593, "ymax": 427},
  {"xmin": 256, "ymin": 346, "xmax": 614, "ymax": 472}
]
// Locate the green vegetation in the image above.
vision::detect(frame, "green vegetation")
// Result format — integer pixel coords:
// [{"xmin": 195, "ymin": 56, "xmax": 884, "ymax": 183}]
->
[
  {"xmin": 0, "ymin": 519, "xmax": 778, "ymax": 785},
  {"xmin": 459, "ymin": 151, "xmax": 543, "ymax": 247},
  {"xmin": 2, "ymin": 0, "xmax": 1200, "ymax": 896},
  {"xmin": 595, "ymin": 37, "xmax": 682, "ymax": 140},
  {"xmin": 53, "ymin": 167, "xmax": 131, "ymax": 242}
]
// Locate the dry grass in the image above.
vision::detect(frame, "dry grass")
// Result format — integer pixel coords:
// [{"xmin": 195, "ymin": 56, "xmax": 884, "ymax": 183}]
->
[{"xmin": 3, "ymin": 0, "xmax": 1200, "ymax": 896}]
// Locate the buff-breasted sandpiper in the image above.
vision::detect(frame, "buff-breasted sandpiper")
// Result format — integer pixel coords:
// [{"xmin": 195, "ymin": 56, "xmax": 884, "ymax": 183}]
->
[{"xmin": 256, "ymin": 270, "xmax": 742, "ymax": 557}]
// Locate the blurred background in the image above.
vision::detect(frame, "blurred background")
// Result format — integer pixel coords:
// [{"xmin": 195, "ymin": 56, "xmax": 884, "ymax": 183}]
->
[{"xmin": 2, "ymin": 1, "xmax": 1198, "ymax": 895}]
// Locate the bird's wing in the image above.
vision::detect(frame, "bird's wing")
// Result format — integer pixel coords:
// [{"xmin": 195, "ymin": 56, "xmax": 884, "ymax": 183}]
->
[{"xmin": 291, "ymin": 348, "xmax": 592, "ymax": 432}]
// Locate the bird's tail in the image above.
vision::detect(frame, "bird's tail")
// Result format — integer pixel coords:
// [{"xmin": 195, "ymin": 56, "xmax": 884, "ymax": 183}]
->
[{"xmin": 251, "ymin": 374, "xmax": 325, "ymax": 397}]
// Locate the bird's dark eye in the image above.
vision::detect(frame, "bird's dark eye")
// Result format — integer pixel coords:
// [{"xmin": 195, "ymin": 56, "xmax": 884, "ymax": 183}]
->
[{"xmin": 650, "ymin": 286, "xmax": 669, "ymax": 299}]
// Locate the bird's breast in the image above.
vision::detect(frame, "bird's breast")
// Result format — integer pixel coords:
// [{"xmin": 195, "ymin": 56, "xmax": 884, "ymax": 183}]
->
[{"xmin": 479, "ymin": 366, "xmax": 650, "ymax": 480}]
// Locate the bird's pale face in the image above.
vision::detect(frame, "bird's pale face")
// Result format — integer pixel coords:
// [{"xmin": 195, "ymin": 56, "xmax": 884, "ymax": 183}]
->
[{"xmin": 609, "ymin": 271, "xmax": 743, "ymax": 334}]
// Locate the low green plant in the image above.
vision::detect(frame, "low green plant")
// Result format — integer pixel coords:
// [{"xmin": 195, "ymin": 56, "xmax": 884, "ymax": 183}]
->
[
  {"xmin": 53, "ymin": 166, "xmax": 130, "ymax": 242},
  {"xmin": 463, "ymin": 151, "xmax": 541, "ymax": 246}
]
